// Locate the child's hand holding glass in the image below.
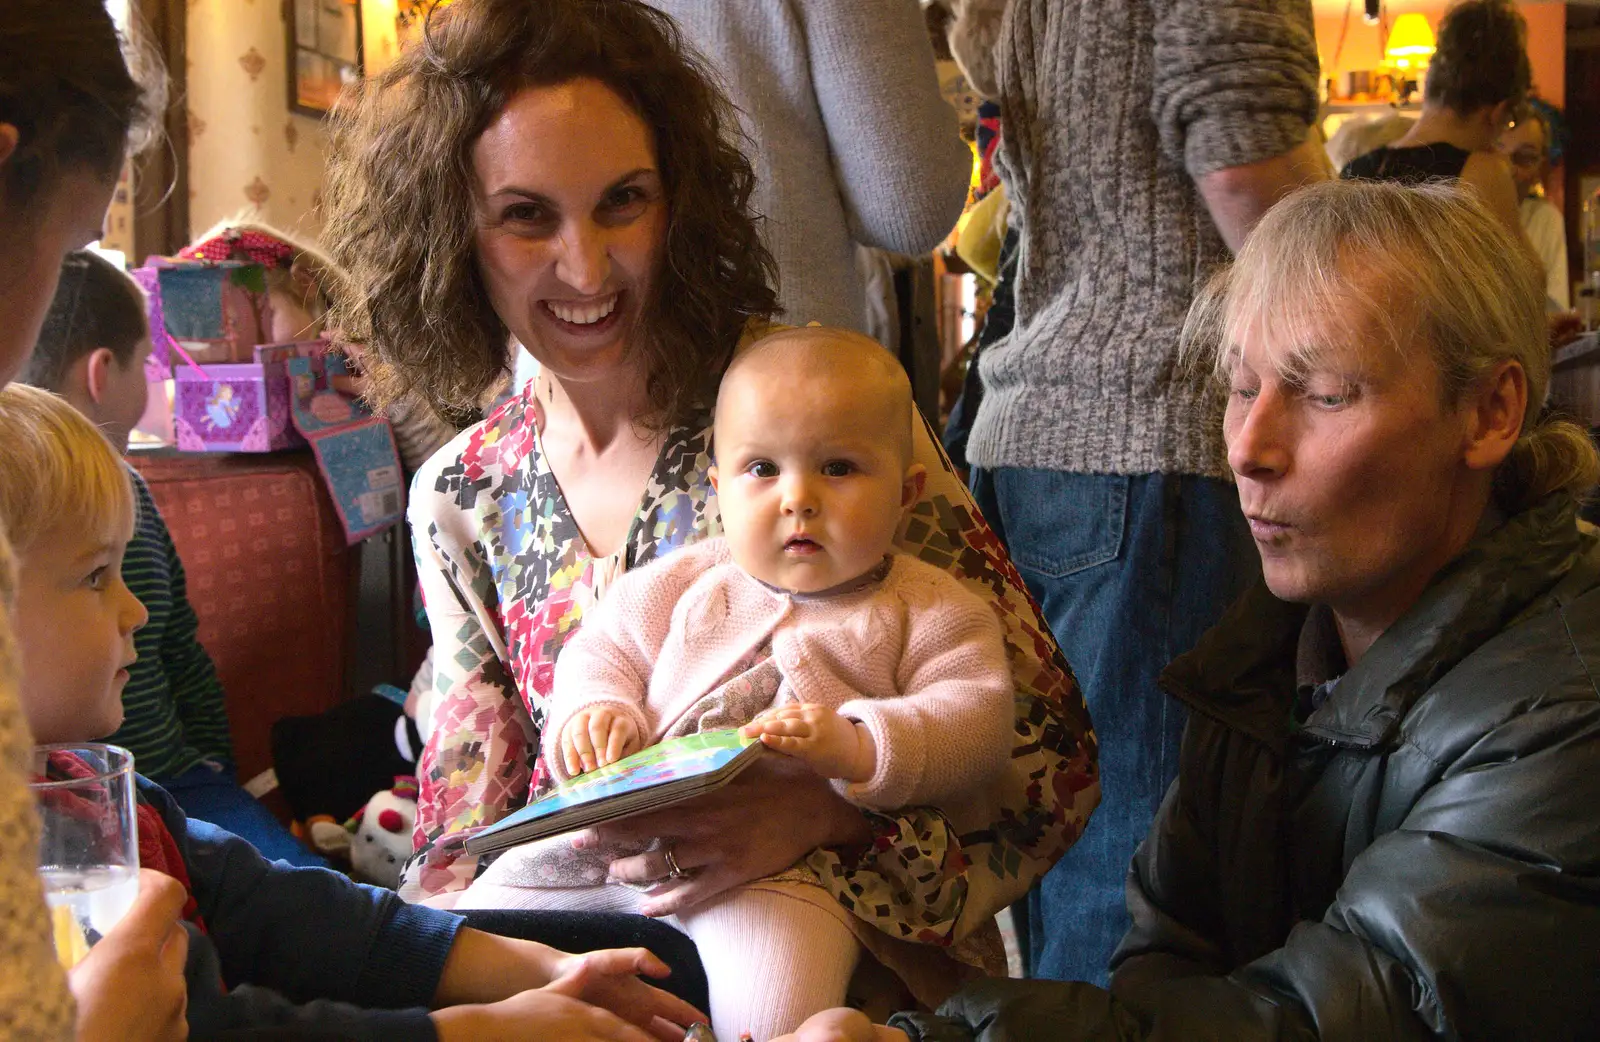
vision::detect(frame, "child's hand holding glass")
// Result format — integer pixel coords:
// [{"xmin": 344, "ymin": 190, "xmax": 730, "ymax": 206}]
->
[
  {"xmin": 740, "ymin": 703, "xmax": 876, "ymax": 783},
  {"xmin": 559, "ymin": 706, "xmax": 642, "ymax": 775}
]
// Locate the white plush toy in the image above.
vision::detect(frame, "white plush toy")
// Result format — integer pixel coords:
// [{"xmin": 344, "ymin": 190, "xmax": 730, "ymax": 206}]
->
[{"xmin": 348, "ymin": 778, "xmax": 417, "ymax": 889}]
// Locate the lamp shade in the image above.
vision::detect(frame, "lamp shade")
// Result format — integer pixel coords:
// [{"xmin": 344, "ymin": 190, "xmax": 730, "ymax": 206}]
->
[{"xmin": 1386, "ymin": 13, "xmax": 1436, "ymax": 67}]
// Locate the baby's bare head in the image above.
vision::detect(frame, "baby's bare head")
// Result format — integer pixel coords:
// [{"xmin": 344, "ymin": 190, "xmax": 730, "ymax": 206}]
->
[{"xmin": 715, "ymin": 326, "xmax": 914, "ymax": 467}]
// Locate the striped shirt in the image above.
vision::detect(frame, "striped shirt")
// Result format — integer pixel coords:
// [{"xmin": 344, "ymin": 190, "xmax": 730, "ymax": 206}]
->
[{"xmin": 107, "ymin": 469, "xmax": 234, "ymax": 779}]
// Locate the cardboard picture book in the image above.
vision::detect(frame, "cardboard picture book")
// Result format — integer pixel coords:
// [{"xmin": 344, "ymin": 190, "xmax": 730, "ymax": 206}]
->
[{"xmin": 464, "ymin": 729, "xmax": 764, "ymax": 858}]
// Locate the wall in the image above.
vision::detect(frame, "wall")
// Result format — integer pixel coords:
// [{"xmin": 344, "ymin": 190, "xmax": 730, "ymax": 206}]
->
[
  {"xmin": 1315, "ymin": 1, "xmax": 1566, "ymax": 105},
  {"xmin": 187, "ymin": 0, "xmax": 331, "ymax": 241}
]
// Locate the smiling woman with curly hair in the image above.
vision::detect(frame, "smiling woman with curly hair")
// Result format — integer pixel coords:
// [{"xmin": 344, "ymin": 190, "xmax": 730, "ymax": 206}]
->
[
  {"xmin": 321, "ymin": 1, "xmax": 1098, "ymax": 1036},
  {"xmin": 322, "ymin": 0, "xmax": 777, "ymax": 427}
]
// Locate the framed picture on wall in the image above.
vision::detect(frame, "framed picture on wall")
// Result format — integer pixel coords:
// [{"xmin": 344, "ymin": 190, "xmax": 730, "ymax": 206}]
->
[{"xmin": 286, "ymin": 0, "xmax": 363, "ymax": 118}]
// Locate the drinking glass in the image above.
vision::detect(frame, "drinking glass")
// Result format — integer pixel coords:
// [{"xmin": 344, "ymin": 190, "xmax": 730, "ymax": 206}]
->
[{"xmin": 29, "ymin": 743, "xmax": 139, "ymax": 968}]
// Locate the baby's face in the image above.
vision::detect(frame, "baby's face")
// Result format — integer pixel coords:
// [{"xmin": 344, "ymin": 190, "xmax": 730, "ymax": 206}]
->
[{"xmin": 713, "ymin": 372, "xmax": 915, "ymax": 594}]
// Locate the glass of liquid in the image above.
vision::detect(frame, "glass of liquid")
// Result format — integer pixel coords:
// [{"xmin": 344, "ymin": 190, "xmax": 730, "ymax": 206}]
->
[{"xmin": 29, "ymin": 744, "xmax": 139, "ymax": 969}]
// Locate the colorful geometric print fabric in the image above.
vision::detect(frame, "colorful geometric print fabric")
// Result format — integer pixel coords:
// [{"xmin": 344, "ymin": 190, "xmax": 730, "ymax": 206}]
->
[{"xmin": 403, "ymin": 378, "xmax": 1099, "ymax": 947}]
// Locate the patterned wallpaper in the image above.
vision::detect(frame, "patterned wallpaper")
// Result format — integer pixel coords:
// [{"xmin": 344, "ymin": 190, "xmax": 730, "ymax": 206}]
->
[{"xmin": 185, "ymin": 0, "xmax": 402, "ymax": 243}]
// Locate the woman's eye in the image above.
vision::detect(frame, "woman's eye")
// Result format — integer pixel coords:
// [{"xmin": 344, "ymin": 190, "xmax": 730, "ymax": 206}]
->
[
  {"xmin": 604, "ymin": 187, "xmax": 645, "ymax": 210},
  {"xmin": 821, "ymin": 461, "xmax": 854, "ymax": 477},
  {"xmin": 1230, "ymin": 386, "xmax": 1259, "ymax": 402},
  {"xmin": 502, "ymin": 203, "xmax": 551, "ymax": 226},
  {"xmin": 747, "ymin": 460, "xmax": 777, "ymax": 478},
  {"xmin": 1307, "ymin": 389, "xmax": 1350, "ymax": 409}
]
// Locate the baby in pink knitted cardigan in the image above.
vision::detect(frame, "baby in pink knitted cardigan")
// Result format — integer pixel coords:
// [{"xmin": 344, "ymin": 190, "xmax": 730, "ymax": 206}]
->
[{"xmin": 457, "ymin": 327, "xmax": 1014, "ymax": 1040}]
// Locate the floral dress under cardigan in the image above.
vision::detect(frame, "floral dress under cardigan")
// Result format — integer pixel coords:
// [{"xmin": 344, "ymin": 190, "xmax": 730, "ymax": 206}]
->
[{"xmin": 402, "ymin": 378, "xmax": 1099, "ymax": 974}]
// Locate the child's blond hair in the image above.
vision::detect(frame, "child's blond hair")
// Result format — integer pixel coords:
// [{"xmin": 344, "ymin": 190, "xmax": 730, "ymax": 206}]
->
[{"xmin": 0, "ymin": 384, "xmax": 135, "ymax": 554}]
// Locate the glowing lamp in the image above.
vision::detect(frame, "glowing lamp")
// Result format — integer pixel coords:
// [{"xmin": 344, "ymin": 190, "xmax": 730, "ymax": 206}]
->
[{"xmin": 1385, "ymin": 14, "xmax": 1436, "ymax": 70}]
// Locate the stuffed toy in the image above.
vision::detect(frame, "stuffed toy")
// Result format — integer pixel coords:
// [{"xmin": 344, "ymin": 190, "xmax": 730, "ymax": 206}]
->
[{"xmin": 348, "ymin": 777, "xmax": 418, "ymax": 889}]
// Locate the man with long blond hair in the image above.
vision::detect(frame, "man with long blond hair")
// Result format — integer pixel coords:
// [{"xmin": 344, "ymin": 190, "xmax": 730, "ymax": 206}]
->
[{"xmin": 780, "ymin": 179, "xmax": 1600, "ymax": 1042}]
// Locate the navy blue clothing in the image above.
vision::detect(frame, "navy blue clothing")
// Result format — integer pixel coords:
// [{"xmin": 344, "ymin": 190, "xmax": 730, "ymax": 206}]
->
[{"xmin": 139, "ymin": 777, "xmax": 459, "ymax": 1041}]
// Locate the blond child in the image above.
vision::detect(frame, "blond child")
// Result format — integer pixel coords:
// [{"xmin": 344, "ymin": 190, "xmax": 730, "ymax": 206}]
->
[
  {"xmin": 0, "ymin": 383, "xmax": 706, "ymax": 1041},
  {"xmin": 457, "ymin": 328, "xmax": 1016, "ymax": 1041}
]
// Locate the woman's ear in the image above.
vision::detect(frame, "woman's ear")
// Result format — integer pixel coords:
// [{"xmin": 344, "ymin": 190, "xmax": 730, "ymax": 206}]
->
[
  {"xmin": 901, "ymin": 463, "xmax": 927, "ymax": 509},
  {"xmin": 1462, "ymin": 359, "xmax": 1527, "ymax": 472}
]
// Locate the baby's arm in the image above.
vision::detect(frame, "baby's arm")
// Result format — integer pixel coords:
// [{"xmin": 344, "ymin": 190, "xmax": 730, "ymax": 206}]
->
[
  {"xmin": 740, "ymin": 704, "xmax": 875, "ymax": 782},
  {"xmin": 558, "ymin": 705, "xmax": 642, "ymax": 775}
]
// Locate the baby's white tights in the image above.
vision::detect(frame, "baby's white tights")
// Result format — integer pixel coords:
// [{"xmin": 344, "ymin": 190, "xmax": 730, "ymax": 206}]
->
[{"xmin": 456, "ymin": 876, "xmax": 861, "ymax": 1042}]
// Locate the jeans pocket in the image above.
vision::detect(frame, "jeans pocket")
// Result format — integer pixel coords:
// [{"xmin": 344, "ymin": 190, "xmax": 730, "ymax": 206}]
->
[{"xmin": 994, "ymin": 470, "xmax": 1128, "ymax": 580}]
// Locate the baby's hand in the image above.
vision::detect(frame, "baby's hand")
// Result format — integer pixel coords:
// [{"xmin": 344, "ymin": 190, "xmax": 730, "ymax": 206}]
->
[
  {"xmin": 560, "ymin": 707, "xmax": 641, "ymax": 776},
  {"xmin": 739, "ymin": 703, "xmax": 875, "ymax": 783}
]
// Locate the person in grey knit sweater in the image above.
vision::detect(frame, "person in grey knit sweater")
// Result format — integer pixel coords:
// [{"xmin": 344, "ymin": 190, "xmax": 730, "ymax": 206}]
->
[
  {"xmin": 639, "ymin": 0, "xmax": 970, "ymax": 334},
  {"xmin": 965, "ymin": 0, "xmax": 1329, "ymax": 984}
]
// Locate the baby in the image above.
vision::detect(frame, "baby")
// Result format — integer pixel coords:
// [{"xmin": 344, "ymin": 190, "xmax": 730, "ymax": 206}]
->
[{"xmin": 457, "ymin": 327, "xmax": 1015, "ymax": 1041}]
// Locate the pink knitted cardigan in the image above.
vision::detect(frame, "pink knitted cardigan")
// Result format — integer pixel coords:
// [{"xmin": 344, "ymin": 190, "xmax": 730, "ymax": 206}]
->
[{"xmin": 544, "ymin": 537, "xmax": 1014, "ymax": 818}]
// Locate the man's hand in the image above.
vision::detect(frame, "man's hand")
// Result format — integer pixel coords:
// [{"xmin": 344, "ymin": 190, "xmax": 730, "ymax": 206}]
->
[
  {"xmin": 562, "ymin": 706, "xmax": 642, "ymax": 775},
  {"xmin": 71, "ymin": 869, "xmax": 190, "ymax": 1042},
  {"xmin": 741, "ymin": 704, "xmax": 875, "ymax": 782},
  {"xmin": 578, "ymin": 753, "xmax": 872, "ymax": 917}
]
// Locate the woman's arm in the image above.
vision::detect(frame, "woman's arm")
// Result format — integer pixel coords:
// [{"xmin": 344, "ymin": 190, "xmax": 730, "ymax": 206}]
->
[
  {"xmin": 400, "ymin": 470, "xmax": 539, "ymax": 902},
  {"xmin": 1460, "ymin": 151, "xmax": 1529, "ymax": 243}
]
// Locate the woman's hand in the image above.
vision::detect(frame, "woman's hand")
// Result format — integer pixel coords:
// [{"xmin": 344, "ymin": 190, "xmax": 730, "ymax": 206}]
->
[
  {"xmin": 432, "ymin": 962, "xmax": 662, "ymax": 1042},
  {"xmin": 579, "ymin": 753, "xmax": 873, "ymax": 917},
  {"xmin": 70, "ymin": 869, "xmax": 190, "ymax": 1042},
  {"xmin": 771, "ymin": 1008, "xmax": 910, "ymax": 1042}
]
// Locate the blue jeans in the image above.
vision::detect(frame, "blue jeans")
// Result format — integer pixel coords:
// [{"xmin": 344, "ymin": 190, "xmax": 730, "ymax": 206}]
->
[
  {"xmin": 163, "ymin": 763, "xmax": 330, "ymax": 869},
  {"xmin": 969, "ymin": 468, "xmax": 1256, "ymax": 985}
]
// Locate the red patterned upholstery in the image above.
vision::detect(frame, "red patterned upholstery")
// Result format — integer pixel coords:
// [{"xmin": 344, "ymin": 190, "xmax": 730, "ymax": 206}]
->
[{"xmin": 128, "ymin": 451, "xmax": 353, "ymax": 783}]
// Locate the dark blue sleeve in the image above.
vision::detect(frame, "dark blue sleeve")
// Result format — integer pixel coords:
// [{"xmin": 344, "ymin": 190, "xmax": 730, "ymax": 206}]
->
[{"xmin": 140, "ymin": 779, "xmax": 462, "ymax": 1013}]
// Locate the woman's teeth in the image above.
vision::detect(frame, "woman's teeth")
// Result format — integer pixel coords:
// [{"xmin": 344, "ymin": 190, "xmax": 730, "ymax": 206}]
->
[{"xmin": 546, "ymin": 295, "xmax": 618, "ymax": 326}]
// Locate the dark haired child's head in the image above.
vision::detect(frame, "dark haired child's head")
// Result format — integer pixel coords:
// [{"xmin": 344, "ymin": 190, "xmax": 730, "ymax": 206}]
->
[
  {"xmin": 20, "ymin": 250, "xmax": 152, "ymax": 452},
  {"xmin": 710, "ymin": 327, "xmax": 926, "ymax": 593},
  {"xmin": 0, "ymin": 383, "xmax": 146, "ymax": 744}
]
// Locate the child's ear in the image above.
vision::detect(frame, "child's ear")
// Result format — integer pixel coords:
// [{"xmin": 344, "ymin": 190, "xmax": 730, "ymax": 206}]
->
[
  {"xmin": 708, "ymin": 465, "xmax": 719, "ymax": 493},
  {"xmin": 901, "ymin": 464, "xmax": 927, "ymax": 509},
  {"xmin": 82, "ymin": 347, "xmax": 118, "ymax": 406}
]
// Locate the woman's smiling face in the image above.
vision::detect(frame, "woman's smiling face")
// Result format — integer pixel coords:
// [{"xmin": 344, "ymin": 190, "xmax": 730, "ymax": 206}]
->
[{"xmin": 470, "ymin": 78, "xmax": 668, "ymax": 388}]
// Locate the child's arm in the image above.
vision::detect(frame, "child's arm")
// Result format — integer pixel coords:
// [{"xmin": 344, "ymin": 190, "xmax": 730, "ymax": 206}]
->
[
  {"xmin": 740, "ymin": 704, "xmax": 875, "ymax": 782},
  {"xmin": 542, "ymin": 545, "xmax": 722, "ymax": 783},
  {"xmin": 559, "ymin": 705, "xmax": 643, "ymax": 775},
  {"xmin": 834, "ymin": 577, "xmax": 1014, "ymax": 812}
]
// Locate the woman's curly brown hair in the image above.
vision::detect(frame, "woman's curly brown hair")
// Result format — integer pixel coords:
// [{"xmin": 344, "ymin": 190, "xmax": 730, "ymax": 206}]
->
[{"xmin": 321, "ymin": 0, "xmax": 778, "ymax": 428}]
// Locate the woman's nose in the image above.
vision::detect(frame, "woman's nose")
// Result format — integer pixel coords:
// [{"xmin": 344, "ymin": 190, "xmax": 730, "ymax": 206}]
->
[{"xmin": 555, "ymin": 221, "xmax": 612, "ymax": 296}]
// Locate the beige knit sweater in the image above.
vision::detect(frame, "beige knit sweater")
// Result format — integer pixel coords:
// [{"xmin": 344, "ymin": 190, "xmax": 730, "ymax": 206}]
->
[
  {"xmin": 0, "ymin": 523, "xmax": 75, "ymax": 1040},
  {"xmin": 968, "ymin": 0, "xmax": 1320, "ymax": 477}
]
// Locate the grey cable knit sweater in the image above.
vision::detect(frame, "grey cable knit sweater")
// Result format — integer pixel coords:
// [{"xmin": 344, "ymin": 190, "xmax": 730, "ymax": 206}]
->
[
  {"xmin": 969, "ymin": 0, "xmax": 1320, "ymax": 478},
  {"xmin": 643, "ymin": 0, "xmax": 971, "ymax": 333}
]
